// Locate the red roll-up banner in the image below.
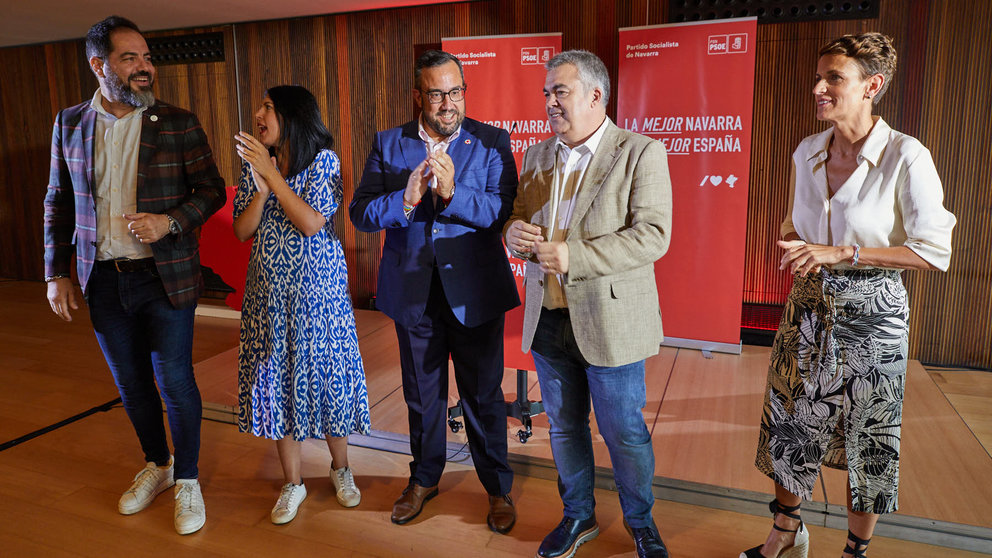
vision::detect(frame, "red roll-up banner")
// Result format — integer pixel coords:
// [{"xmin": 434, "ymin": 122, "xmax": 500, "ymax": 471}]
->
[
  {"xmin": 618, "ymin": 19, "xmax": 757, "ymax": 352},
  {"xmin": 442, "ymin": 33, "xmax": 561, "ymax": 370}
]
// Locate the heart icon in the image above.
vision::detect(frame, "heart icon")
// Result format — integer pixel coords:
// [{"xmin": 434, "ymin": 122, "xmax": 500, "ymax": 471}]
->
[{"xmin": 709, "ymin": 175, "xmax": 723, "ymax": 186}]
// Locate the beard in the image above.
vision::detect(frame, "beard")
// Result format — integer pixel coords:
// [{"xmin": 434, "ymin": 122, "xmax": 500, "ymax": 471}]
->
[
  {"xmin": 105, "ymin": 69, "xmax": 155, "ymax": 108},
  {"xmin": 423, "ymin": 107, "xmax": 464, "ymax": 138}
]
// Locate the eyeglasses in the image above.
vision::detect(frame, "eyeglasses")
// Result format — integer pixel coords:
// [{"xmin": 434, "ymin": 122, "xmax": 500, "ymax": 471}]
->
[{"xmin": 421, "ymin": 86, "xmax": 466, "ymax": 104}]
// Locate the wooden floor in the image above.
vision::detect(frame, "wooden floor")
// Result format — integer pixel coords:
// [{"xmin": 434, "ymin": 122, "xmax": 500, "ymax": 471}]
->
[
  {"xmin": 2, "ymin": 279, "xmax": 991, "ymax": 557},
  {"xmin": 4, "ymin": 410, "xmax": 986, "ymax": 558}
]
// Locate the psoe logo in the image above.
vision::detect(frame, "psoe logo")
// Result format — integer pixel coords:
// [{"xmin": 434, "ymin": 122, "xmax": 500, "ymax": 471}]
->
[
  {"xmin": 521, "ymin": 47, "xmax": 556, "ymax": 65},
  {"xmin": 708, "ymin": 33, "xmax": 748, "ymax": 55},
  {"xmin": 728, "ymin": 33, "xmax": 748, "ymax": 53},
  {"xmin": 707, "ymin": 35, "xmax": 728, "ymax": 55}
]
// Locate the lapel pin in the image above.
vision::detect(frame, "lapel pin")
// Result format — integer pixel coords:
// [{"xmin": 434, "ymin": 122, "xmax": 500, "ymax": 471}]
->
[
  {"xmin": 464, "ymin": 139, "xmax": 470, "ymax": 144},
  {"xmin": 150, "ymin": 115, "xmax": 158, "ymax": 122}
]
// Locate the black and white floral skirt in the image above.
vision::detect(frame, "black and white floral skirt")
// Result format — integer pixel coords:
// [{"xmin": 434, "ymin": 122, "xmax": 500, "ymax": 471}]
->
[{"xmin": 755, "ymin": 267, "xmax": 909, "ymax": 514}]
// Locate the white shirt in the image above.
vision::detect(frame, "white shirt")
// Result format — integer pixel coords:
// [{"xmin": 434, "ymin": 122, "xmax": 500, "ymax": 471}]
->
[
  {"xmin": 543, "ymin": 116, "xmax": 610, "ymax": 309},
  {"xmin": 782, "ymin": 117, "xmax": 956, "ymax": 271},
  {"xmin": 90, "ymin": 89, "xmax": 151, "ymax": 260}
]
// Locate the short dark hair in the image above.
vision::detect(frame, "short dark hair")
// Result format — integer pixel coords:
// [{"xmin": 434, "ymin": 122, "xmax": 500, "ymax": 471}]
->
[
  {"xmin": 265, "ymin": 85, "xmax": 334, "ymax": 178},
  {"xmin": 85, "ymin": 15, "xmax": 141, "ymax": 60},
  {"xmin": 414, "ymin": 50, "xmax": 464, "ymax": 89},
  {"xmin": 819, "ymin": 32, "xmax": 897, "ymax": 105}
]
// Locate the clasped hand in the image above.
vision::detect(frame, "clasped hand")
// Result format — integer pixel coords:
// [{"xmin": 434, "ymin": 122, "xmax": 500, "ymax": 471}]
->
[
  {"xmin": 235, "ymin": 132, "xmax": 277, "ymax": 195},
  {"xmin": 506, "ymin": 221, "xmax": 543, "ymax": 258},
  {"xmin": 506, "ymin": 221, "xmax": 569, "ymax": 274},
  {"xmin": 535, "ymin": 240, "xmax": 569, "ymax": 275},
  {"xmin": 404, "ymin": 152, "xmax": 454, "ymax": 206},
  {"xmin": 778, "ymin": 239, "xmax": 850, "ymax": 276}
]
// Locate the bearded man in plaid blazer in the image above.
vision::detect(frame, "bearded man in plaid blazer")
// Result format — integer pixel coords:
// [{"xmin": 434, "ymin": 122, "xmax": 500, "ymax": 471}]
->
[{"xmin": 43, "ymin": 15, "xmax": 225, "ymax": 535}]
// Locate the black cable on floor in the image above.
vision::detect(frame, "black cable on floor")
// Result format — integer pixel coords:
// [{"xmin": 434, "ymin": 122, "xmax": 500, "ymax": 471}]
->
[{"xmin": 0, "ymin": 397, "xmax": 122, "ymax": 452}]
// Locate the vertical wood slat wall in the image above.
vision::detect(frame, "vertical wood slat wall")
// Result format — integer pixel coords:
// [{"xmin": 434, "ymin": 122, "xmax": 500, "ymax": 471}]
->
[{"xmin": 1, "ymin": 0, "xmax": 989, "ymax": 368}]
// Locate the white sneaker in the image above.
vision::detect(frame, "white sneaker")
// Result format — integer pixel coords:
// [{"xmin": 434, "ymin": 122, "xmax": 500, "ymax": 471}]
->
[
  {"xmin": 174, "ymin": 479, "xmax": 206, "ymax": 535},
  {"xmin": 270, "ymin": 482, "xmax": 308, "ymax": 524},
  {"xmin": 118, "ymin": 457, "xmax": 175, "ymax": 515},
  {"xmin": 331, "ymin": 466, "xmax": 360, "ymax": 508}
]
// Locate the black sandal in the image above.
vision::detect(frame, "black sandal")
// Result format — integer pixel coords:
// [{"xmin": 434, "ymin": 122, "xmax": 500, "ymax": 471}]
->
[
  {"xmin": 844, "ymin": 530, "xmax": 871, "ymax": 557},
  {"xmin": 739, "ymin": 499, "xmax": 809, "ymax": 558}
]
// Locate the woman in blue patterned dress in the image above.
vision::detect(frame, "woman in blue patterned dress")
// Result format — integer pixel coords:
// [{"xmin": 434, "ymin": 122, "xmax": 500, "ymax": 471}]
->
[{"xmin": 233, "ymin": 85, "xmax": 371, "ymax": 525}]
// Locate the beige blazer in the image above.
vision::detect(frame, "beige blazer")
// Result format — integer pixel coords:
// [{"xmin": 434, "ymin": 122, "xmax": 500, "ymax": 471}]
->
[{"xmin": 505, "ymin": 120, "xmax": 673, "ymax": 367}]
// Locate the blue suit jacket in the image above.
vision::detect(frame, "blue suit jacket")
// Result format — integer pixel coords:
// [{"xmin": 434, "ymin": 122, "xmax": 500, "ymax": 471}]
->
[{"xmin": 349, "ymin": 117, "xmax": 520, "ymax": 328}]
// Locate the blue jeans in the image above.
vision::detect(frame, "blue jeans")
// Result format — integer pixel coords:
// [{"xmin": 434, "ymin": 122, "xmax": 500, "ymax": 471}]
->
[
  {"xmin": 531, "ymin": 308, "xmax": 656, "ymax": 528},
  {"xmin": 87, "ymin": 263, "xmax": 201, "ymax": 480}
]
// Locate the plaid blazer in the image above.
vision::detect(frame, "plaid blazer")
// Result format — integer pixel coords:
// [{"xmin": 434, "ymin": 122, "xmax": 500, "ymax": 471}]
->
[{"xmin": 43, "ymin": 99, "xmax": 226, "ymax": 309}]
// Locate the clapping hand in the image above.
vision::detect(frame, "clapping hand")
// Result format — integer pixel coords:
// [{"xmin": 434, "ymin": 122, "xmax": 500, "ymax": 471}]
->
[
  {"xmin": 404, "ymin": 158, "xmax": 431, "ymax": 207},
  {"xmin": 428, "ymin": 151, "xmax": 455, "ymax": 199},
  {"xmin": 236, "ymin": 132, "xmax": 277, "ymax": 195}
]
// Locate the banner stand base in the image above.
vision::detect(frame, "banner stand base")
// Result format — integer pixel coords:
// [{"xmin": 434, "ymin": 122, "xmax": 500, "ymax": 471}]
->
[{"xmin": 661, "ymin": 336, "xmax": 742, "ymax": 355}]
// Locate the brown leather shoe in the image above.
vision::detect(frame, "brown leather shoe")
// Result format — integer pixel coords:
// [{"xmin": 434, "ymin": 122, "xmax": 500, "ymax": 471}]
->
[
  {"xmin": 390, "ymin": 482, "xmax": 438, "ymax": 525},
  {"xmin": 487, "ymin": 494, "xmax": 516, "ymax": 534}
]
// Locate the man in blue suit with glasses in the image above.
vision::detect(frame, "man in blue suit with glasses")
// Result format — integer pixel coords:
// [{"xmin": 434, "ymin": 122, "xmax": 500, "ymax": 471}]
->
[{"xmin": 350, "ymin": 49, "xmax": 519, "ymax": 534}]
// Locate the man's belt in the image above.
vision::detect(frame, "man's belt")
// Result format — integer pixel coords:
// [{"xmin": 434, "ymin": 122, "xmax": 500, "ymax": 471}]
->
[{"xmin": 97, "ymin": 258, "xmax": 156, "ymax": 273}]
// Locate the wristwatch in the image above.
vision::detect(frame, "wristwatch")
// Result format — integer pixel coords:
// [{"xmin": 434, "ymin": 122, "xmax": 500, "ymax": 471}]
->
[{"xmin": 167, "ymin": 215, "xmax": 180, "ymax": 235}]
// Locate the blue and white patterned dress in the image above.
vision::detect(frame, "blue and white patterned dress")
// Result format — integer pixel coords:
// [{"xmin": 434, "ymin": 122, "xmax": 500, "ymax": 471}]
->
[{"xmin": 235, "ymin": 149, "xmax": 371, "ymax": 440}]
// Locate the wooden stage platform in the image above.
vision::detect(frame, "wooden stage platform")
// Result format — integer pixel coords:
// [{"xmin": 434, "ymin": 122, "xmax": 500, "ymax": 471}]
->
[{"xmin": 2, "ymin": 279, "xmax": 990, "ymax": 556}]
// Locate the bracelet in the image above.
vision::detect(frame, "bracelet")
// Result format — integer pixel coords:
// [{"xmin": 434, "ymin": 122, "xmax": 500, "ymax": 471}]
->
[
  {"xmin": 45, "ymin": 274, "xmax": 69, "ymax": 282},
  {"xmin": 403, "ymin": 199, "xmax": 421, "ymax": 212},
  {"xmin": 851, "ymin": 243, "xmax": 861, "ymax": 267},
  {"xmin": 509, "ymin": 249, "xmax": 530, "ymax": 260},
  {"xmin": 441, "ymin": 183, "xmax": 454, "ymax": 205}
]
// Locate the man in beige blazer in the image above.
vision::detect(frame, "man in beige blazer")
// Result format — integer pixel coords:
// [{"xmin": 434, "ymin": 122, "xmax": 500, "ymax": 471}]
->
[{"xmin": 504, "ymin": 50, "xmax": 672, "ymax": 558}]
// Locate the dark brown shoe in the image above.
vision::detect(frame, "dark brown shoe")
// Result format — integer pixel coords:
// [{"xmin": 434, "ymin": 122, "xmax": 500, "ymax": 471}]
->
[
  {"xmin": 390, "ymin": 482, "xmax": 438, "ymax": 525},
  {"xmin": 486, "ymin": 494, "xmax": 516, "ymax": 534}
]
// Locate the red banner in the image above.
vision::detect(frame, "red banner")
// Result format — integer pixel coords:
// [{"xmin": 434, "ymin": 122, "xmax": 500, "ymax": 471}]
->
[
  {"xmin": 618, "ymin": 19, "xmax": 756, "ymax": 350},
  {"xmin": 443, "ymin": 33, "xmax": 561, "ymax": 370},
  {"xmin": 199, "ymin": 186, "xmax": 250, "ymax": 310}
]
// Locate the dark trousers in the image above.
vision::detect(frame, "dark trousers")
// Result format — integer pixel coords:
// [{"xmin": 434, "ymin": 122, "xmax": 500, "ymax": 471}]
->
[
  {"xmin": 394, "ymin": 269, "xmax": 513, "ymax": 496},
  {"xmin": 87, "ymin": 263, "xmax": 202, "ymax": 480}
]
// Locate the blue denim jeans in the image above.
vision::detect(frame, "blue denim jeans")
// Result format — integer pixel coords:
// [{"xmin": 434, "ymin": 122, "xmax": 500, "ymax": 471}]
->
[
  {"xmin": 531, "ymin": 308, "xmax": 656, "ymax": 528},
  {"xmin": 87, "ymin": 263, "xmax": 201, "ymax": 480}
]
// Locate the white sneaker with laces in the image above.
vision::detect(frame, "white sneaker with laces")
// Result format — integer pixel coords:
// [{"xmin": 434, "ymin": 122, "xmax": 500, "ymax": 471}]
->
[
  {"xmin": 118, "ymin": 456, "xmax": 175, "ymax": 515},
  {"xmin": 270, "ymin": 482, "xmax": 307, "ymax": 524},
  {"xmin": 331, "ymin": 466, "xmax": 360, "ymax": 508},
  {"xmin": 173, "ymin": 478, "xmax": 206, "ymax": 535}
]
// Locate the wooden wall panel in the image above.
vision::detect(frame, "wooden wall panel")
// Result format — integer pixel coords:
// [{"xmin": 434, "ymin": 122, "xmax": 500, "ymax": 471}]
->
[
  {"xmin": 1, "ymin": 0, "xmax": 989, "ymax": 368},
  {"xmin": 906, "ymin": 0, "xmax": 992, "ymax": 366},
  {"xmin": 148, "ymin": 26, "xmax": 240, "ymax": 195},
  {"xmin": 342, "ymin": 9, "xmax": 416, "ymax": 305},
  {"xmin": 0, "ymin": 44, "xmax": 54, "ymax": 281}
]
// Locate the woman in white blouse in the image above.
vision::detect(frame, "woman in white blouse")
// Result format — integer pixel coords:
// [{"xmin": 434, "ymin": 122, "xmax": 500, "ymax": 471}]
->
[{"xmin": 742, "ymin": 33, "xmax": 956, "ymax": 558}]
